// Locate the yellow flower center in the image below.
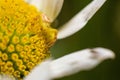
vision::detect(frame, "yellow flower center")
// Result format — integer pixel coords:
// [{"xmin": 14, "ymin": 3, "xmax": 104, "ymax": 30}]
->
[{"xmin": 0, "ymin": 0, "xmax": 57, "ymax": 79}]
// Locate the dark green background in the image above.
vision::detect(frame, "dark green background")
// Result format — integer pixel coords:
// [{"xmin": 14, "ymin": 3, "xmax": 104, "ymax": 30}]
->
[{"xmin": 51, "ymin": 0, "xmax": 120, "ymax": 80}]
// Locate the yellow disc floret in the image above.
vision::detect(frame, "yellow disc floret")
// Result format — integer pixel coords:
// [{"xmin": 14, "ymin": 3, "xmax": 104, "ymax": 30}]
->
[
  {"xmin": 1, "ymin": 53, "xmax": 8, "ymax": 61},
  {"xmin": 0, "ymin": 0, "xmax": 57, "ymax": 79}
]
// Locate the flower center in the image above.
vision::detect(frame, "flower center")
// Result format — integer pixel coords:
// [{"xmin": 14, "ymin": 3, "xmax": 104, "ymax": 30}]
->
[{"xmin": 0, "ymin": 0, "xmax": 57, "ymax": 79}]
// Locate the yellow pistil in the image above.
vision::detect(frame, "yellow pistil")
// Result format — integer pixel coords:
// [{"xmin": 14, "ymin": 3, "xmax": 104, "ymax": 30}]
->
[
  {"xmin": 6, "ymin": 61, "xmax": 13, "ymax": 67},
  {"xmin": 0, "ymin": 43, "xmax": 7, "ymax": 51},
  {"xmin": 18, "ymin": 65, "xmax": 26, "ymax": 72},
  {"xmin": 0, "ymin": 0, "xmax": 57, "ymax": 79},
  {"xmin": 13, "ymin": 71, "xmax": 21, "ymax": 78},
  {"xmin": 0, "ymin": 51, "xmax": 2, "ymax": 57},
  {"xmin": 12, "ymin": 36, "xmax": 20, "ymax": 44},
  {"xmin": 24, "ymin": 71, "xmax": 29, "ymax": 76},
  {"xmin": 16, "ymin": 59, "xmax": 23, "ymax": 66},
  {"xmin": 7, "ymin": 44, "xmax": 15, "ymax": 53},
  {"xmin": 11, "ymin": 53, "xmax": 19, "ymax": 61},
  {"xmin": 1, "ymin": 53, "xmax": 8, "ymax": 61},
  {"xmin": 16, "ymin": 44, "xmax": 23, "ymax": 52}
]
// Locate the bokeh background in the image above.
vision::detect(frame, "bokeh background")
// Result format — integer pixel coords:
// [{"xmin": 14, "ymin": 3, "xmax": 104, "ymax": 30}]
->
[{"xmin": 51, "ymin": 0, "xmax": 120, "ymax": 80}]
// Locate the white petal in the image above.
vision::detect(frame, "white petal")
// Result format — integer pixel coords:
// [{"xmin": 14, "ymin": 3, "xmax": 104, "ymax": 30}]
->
[
  {"xmin": 50, "ymin": 47, "xmax": 115, "ymax": 79},
  {"xmin": 27, "ymin": 0, "xmax": 64, "ymax": 22},
  {"xmin": 24, "ymin": 60, "xmax": 51, "ymax": 80},
  {"xmin": 24, "ymin": 48, "xmax": 114, "ymax": 80},
  {"xmin": 25, "ymin": 0, "xmax": 41, "ymax": 10},
  {"xmin": 0, "ymin": 74, "xmax": 16, "ymax": 80},
  {"xmin": 25, "ymin": 0, "xmax": 32, "ymax": 3},
  {"xmin": 57, "ymin": 0, "xmax": 106, "ymax": 39}
]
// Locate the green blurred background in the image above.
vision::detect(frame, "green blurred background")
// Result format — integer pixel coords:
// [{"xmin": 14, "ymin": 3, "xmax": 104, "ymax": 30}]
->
[{"xmin": 51, "ymin": 0, "xmax": 120, "ymax": 80}]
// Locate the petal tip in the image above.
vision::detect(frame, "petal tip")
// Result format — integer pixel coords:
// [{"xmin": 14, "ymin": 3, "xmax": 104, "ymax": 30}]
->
[{"xmin": 92, "ymin": 47, "xmax": 115, "ymax": 60}]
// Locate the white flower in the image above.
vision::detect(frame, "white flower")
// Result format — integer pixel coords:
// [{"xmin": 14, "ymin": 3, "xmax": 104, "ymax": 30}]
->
[{"xmin": 0, "ymin": 0, "xmax": 115, "ymax": 80}]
